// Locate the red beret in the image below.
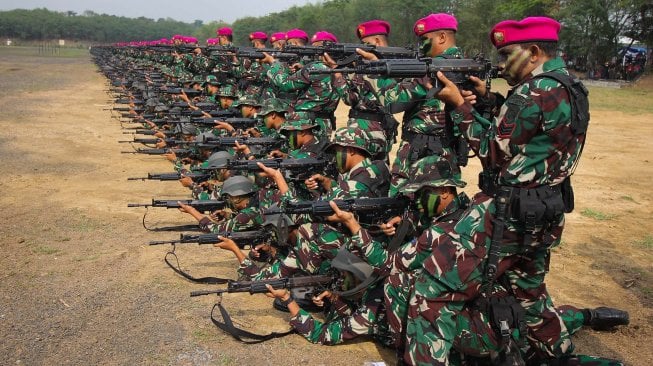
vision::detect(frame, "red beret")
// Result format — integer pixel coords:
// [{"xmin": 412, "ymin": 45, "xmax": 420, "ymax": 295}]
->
[
  {"xmin": 413, "ymin": 13, "xmax": 457, "ymax": 36},
  {"xmin": 357, "ymin": 20, "xmax": 390, "ymax": 39},
  {"xmin": 311, "ymin": 31, "xmax": 338, "ymax": 44},
  {"xmin": 270, "ymin": 32, "xmax": 287, "ymax": 43},
  {"xmin": 249, "ymin": 31, "xmax": 268, "ymax": 41},
  {"xmin": 216, "ymin": 27, "xmax": 233, "ymax": 37},
  {"xmin": 490, "ymin": 16, "xmax": 560, "ymax": 49},
  {"xmin": 286, "ymin": 29, "xmax": 309, "ymax": 41}
]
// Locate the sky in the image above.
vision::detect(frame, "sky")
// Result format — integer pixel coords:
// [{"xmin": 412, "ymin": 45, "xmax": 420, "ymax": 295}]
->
[{"xmin": 0, "ymin": 0, "xmax": 319, "ymax": 24}]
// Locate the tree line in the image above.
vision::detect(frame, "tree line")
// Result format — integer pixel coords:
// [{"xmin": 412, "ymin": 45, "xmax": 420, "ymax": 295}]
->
[{"xmin": 1, "ymin": 1, "xmax": 651, "ymax": 69}]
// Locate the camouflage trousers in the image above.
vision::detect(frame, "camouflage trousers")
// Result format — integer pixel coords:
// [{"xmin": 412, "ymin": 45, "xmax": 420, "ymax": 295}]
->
[
  {"xmin": 403, "ymin": 228, "xmax": 573, "ymax": 365},
  {"xmin": 389, "ymin": 139, "xmax": 457, "ymax": 197},
  {"xmin": 293, "ymin": 222, "xmax": 350, "ymax": 274}
]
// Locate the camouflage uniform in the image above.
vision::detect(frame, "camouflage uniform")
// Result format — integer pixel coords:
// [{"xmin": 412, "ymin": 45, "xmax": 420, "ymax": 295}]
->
[
  {"xmin": 265, "ymin": 60, "xmax": 340, "ymax": 138},
  {"xmin": 378, "ymin": 46, "xmax": 464, "ymax": 196}
]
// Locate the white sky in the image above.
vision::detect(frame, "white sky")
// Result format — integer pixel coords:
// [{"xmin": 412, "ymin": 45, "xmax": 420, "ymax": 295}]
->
[{"xmin": 0, "ymin": 0, "xmax": 319, "ymax": 24}]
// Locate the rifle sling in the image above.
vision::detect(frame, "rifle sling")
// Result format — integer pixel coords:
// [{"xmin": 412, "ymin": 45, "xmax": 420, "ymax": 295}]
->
[
  {"xmin": 164, "ymin": 251, "xmax": 230, "ymax": 284},
  {"xmin": 210, "ymin": 302, "xmax": 295, "ymax": 344}
]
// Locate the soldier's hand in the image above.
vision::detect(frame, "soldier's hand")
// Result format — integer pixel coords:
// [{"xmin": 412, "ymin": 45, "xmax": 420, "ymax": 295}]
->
[
  {"xmin": 290, "ymin": 63, "xmax": 303, "ymax": 72},
  {"xmin": 326, "ymin": 201, "xmax": 361, "ymax": 235},
  {"xmin": 179, "ymin": 175, "xmax": 194, "ymax": 188},
  {"xmin": 215, "ymin": 121, "xmax": 235, "ymax": 132},
  {"xmin": 268, "ymin": 150, "xmax": 288, "ymax": 158},
  {"xmin": 213, "ymin": 236, "xmax": 239, "ymax": 252},
  {"xmin": 177, "ymin": 201, "xmax": 192, "ymax": 213},
  {"xmin": 256, "ymin": 162, "xmax": 281, "ymax": 179},
  {"xmin": 435, "ymin": 71, "xmax": 465, "ymax": 107},
  {"xmin": 356, "ymin": 48, "xmax": 378, "ymax": 61},
  {"xmin": 163, "ymin": 152, "xmax": 177, "ymax": 162},
  {"xmin": 260, "ymin": 52, "xmax": 275, "ymax": 64},
  {"xmin": 323, "ymin": 52, "xmax": 338, "ymax": 69},
  {"xmin": 264, "ymin": 284, "xmax": 290, "ymax": 299},
  {"xmin": 250, "ymin": 243, "xmax": 271, "ymax": 259},
  {"xmin": 312, "ymin": 290, "xmax": 333, "ymax": 307},
  {"xmin": 234, "ymin": 140, "xmax": 251, "ymax": 156},
  {"xmin": 153, "ymin": 131, "xmax": 166, "ymax": 139},
  {"xmin": 245, "ymin": 127, "xmax": 261, "ymax": 137},
  {"xmin": 381, "ymin": 216, "xmax": 402, "ymax": 236},
  {"xmin": 155, "ymin": 140, "xmax": 167, "ymax": 149},
  {"xmin": 466, "ymin": 75, "xmax": 487, "ymax": 97}
]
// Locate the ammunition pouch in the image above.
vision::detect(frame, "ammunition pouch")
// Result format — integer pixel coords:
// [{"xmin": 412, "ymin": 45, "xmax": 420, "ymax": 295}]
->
[{"xmin": 401, "ymin": 129, "xmax": 452, "ymax": 163}]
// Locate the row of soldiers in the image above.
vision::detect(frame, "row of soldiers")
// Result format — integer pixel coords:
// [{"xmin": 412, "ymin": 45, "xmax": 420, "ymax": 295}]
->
[{"xmin": 94, "ymin": 12, "xmax": 630, "ymax": 366}]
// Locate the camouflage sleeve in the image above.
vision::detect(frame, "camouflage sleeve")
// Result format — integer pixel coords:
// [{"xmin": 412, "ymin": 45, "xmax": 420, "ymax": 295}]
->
[
  {"xmin": 390, "ymin": 231, "xmax": 435, "ymax": 275},
  {"xmin": 289, "ymin": 303, "xmax": 381, "ymax": 345},
  {"xmin": 236, "ymin": 257, "xmax": 264, "ymax": 280},
  {"xmin": 326, "ymin": 179, "xmax": 369, "ymax": 200},
  {"xmin": 331, "ymin": 74, "xmax": 357, "ymax": 107},
  {"xmin": 348, "ymin": 229, "xmax": 392, "ymax": 272},
  {"xmin": 266, "ymin": 62, "xmax": 309, "ymax": 92},
  {"xmin": 212, "ymin": 207, "xmax": 263, "ymax": 232},
  {"xmin": 377, "ymin": 77, "xmax": 428, "ymax": 106},
  {"xmin": 251, "ymin": 251, "xmax": 301, "ymax": 280}
]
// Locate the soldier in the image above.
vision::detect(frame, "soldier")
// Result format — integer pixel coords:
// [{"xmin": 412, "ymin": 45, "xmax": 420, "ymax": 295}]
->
[
  {"xmin": 396, "ymin": 16, "xmax": 613, "ymax": 365},
  {"xmin": 260, "ymin": 31, "xmax": 340, "ymax": 138},
  {"xmin": 285, "ymin": 28, "xmax": 309, "ymax": 46},
  {"xmin": 324, "ymin": 19, "xmax": 398, "ymax": 161},
  {"xmin": 270, "ymin": 32, "xmax": 287, "ymax": 50},
  {"xmin": 264, "ymin": 247, "xmax": 392, "ymax": 346},
  {"xmin": 358, "ymin": 13, "xmax": 465, "ymax": 197},
  {"xmin": 178, "ymin": 175, "xmax": 264, "ymax": 233}
]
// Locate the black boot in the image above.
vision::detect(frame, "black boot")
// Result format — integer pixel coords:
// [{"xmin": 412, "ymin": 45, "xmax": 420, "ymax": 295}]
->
[{"xmin": 586, "ymin": 307, "xmax": 629, "ymax": 330}]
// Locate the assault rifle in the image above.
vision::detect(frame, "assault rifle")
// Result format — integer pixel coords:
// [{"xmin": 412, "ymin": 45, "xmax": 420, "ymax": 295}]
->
[
  {"xmin": 149, "ymin": 230, "xmax": 271, "ymax": 247},
  {"xmin": 310, "ymin": 57, "xmax": 498, "ymax": 93},
  {"xmin": 190, "ymin": 273, "xmax": 337, "ymax": 299},
  {"xmin": 171, "ymin": 117, "xmax": 261, "ymax": 129},
  {"xmin": 122, "ymin": 129, "xmax": 176, "ymax": 136},
  {"xmin": 225, "ymin": 158, "xmax": 328, "ymax": 180},
  {"xmin": 118, "ymin": 137, "xmax": 174, "ymax": 144},
  {"xmin": 283, "ymin": 42, "xmax": 416, "ymax": 66},
  {"xmin": 127, "ymin": 199, "xmax": 225, "ymax": 212},
  {"xmin": 201, "ymin": 136, "xmax": 283, "ymax": 149},
  {"xmin": 120, "ymin": 148, "xmax": 196, "ymax": 157},
  {"xmin": 127, "ymin": 171, "xmax": 210, "ymax": 181},
  {"xmin": 163, "ymin": 88, "xmax": 202, "ymax": 98},
  {"xmin": 265, "ymin": 196, "xmax": 410, "ymax": 225}
]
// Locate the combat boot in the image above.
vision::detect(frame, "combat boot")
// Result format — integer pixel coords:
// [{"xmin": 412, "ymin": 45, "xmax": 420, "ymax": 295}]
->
[{"xmin": 586, "ymin": 307, "xmax": 629, "ymax": 330}]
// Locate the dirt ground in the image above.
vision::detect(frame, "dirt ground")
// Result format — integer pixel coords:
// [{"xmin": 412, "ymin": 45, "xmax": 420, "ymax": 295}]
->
[{"xmin": 0, "ymin": 47, "xmax": 651, "ymax": 366}]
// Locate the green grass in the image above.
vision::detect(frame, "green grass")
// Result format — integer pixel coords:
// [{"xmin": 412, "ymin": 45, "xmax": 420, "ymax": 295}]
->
[
  {"xmin": 191, "ymin": 328, "xmax": 214, "ymax": 342},
  {"xmin": 632, "ymin": 235, "xmax": 653, "ymax": 250},
  {"xmin": 620, "ymin": 195, "xmax": 639, "ymax": 204},
  {"xmin": 0, "ymin": 45, "xmax": 88, "ymax": 58},
  {"xmin": 32, "ymin": 245, "xmax": 60, "ymax": 255},
  {"xmin": 580, "ymin": 208, "xmax": 616, "ymax": 221},
  {"xmin": 588, "ymin": 83, "xmax": 653, "ymax": 115}
]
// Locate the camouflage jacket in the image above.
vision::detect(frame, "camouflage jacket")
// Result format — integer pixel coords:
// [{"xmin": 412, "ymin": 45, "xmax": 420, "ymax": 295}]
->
[
  {"xmin": 451, "ymin": 57, "xmax": 583, "ymax": 188},
  {"xmin": 265, "ymin": 61, "xmax": 339, "ymax": 113}
]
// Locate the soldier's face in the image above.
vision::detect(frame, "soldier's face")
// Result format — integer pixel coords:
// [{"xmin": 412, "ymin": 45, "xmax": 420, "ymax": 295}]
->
[
  {"xmin": 219, "ymin": 96, "xmax": 234, "ymax": 109},
  {"xmin": 497, "ymin": 44, "xmax": 533, "ymax": 86}
]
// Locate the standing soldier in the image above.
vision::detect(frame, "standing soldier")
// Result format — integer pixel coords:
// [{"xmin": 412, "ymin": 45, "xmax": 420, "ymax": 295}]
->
[
  {"xmin": 324, "ymin": 19, "xmax": 399, "ymax": 161},
  {"xmin": 260, "ymin": 31, "xmax": 340, "ymax": 139},
  {"xmin": 359, "ymin": 13, "xmax": 465, "ymax": 196}
]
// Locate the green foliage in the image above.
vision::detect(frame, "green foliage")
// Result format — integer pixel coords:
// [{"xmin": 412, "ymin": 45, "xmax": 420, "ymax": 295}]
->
[
  {"xmin": 632, "ymin": 235, "xmax": 653, "ymax": 250},
  {"xmin": 580, "ymin": 208, "xmax": 616, "ymax": 220}
]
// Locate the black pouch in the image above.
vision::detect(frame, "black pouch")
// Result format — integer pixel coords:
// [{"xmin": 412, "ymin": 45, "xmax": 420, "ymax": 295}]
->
[{"xmin": 560, "ymin": 177, "xmax": 574, "ymax": 213}]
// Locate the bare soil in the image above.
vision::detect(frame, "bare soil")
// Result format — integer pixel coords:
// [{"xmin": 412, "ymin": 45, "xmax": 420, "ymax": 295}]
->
[{"xmin": 0, "ymin": 47, "xmax": 650, "ymax": 366}]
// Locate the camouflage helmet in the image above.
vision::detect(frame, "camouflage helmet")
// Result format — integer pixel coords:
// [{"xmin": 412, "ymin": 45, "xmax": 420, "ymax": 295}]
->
[
  {"xmin": 259, "ymin": 99, "xmax": 288, "ymax": 116},
  {"xmin": 153, "ymin": 103, "xmax": 169, "ymax": 113},
  {"xmin": 330, "ymin": 247, "xmax": 378, "ymax": 300},
  {"xmin": 205, "ymin": 151, "xmax": 234, "ymax": 170},
  {"xmin": 202, "ymin": 74, "xmax": 221, "ymax": 87},
  {"xmin": 179, "ymin": 123, "xmax": 199, "ymax": 136},
  {"xmin": 190, "ymin": 74, "xmax": 205, "ymax": 85},
  {"xmin": 327, "ymin": 126, "xmax": 383, "ymax": 157},
  {"xmin": 400, "ymin": 155, "xmax": 466, "ymax": 194},
  {"xmin": 216, "ymin": 84, "xmax": 238, "ymax": 98},
  {"xmin": 220, "ymin": 176, "xmax": 256, "ymax": 197},
  {"xmin": 279, "ymin": 112, "xmax": 318, "ymax": 132},
  {"xmin": 233, "ymin": 95, "xmax": 262, "ymax": 108}
]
